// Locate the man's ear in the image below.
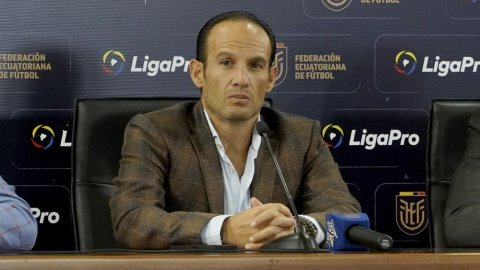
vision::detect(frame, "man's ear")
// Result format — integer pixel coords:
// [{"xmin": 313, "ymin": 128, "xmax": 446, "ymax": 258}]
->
[
  {"xmin": 266, "ymin": 65, "xmax": 278, "ymax": 93},
  {"xmin": 189, "ymin": 59, "xmax": 204, "ymax": 89}
]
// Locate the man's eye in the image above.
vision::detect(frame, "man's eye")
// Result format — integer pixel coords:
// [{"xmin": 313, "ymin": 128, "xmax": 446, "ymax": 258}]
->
[
  {"xmin": 221, "ymin": 61, "xmax": 231, "ymax": 66},
  {"xmin": 251, "ymin": 63, "xmax": 263, "ymax": 69}
]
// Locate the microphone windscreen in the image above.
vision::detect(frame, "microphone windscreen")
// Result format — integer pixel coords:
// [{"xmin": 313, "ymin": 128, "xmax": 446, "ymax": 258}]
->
[
  {"xmin": 255, "ymin": 121, "xmax": 269, "ymax": 135},
  {"xmin": 325, "ymin": 213, "xmax": 370, "ymax": 251}
]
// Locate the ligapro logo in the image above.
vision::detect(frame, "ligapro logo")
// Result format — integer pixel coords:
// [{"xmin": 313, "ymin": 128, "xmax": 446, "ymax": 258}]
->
[
  {"xmin": 31, "ymin": 125, "xmax": 55, "ymax": 149},
  {"xmin": 102, "ymin": 50, "xmax": 190, "ymax": 76},
  {"xmin": 30, "ymin": 125, "xmax": 71, "ymax": 149},
  {"xmin": 349, "ymin": 129, "xmax": 419, "ymax": 150},
  {"xmin": 322, "ymin": 125, "xmax": 420, "ymax": 150},
  {"xmin": 322, "ymin": 124, "xmax": 344, "ymax": 148},
  {"xmin": 395, "ymin": 50, "xmax": 480, "ymax": 77},
  {"xmin": 102, "ymin": 50, "xmax": 125, "ymax": 75},
  {"xmin": 395, "ymin": 51, "xmax": 417, "ymax": 75}
]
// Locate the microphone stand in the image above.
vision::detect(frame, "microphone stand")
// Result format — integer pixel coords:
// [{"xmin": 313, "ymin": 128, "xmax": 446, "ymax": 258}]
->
[{"xmin": 257, "ymin": 122, "xmax": 320, "ymax": 250}]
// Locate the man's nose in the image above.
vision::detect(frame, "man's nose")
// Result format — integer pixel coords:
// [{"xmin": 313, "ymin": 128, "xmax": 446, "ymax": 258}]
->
[{"xmin": 231, "ymin": 66, "xmax": 249, "ymax": 88}]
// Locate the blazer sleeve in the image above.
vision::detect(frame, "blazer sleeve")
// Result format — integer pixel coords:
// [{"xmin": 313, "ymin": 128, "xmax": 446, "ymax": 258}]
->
[
  {"xmin": 444, "ymin": 111, "xmax": 480, "ymax": 247},
  {"xmin": 301, "ymin": 120, "xmax": 361, "ymax": 230},
  {"xmin": 109, "ymin": 114, "xmax": 217, "ymax": 249}
]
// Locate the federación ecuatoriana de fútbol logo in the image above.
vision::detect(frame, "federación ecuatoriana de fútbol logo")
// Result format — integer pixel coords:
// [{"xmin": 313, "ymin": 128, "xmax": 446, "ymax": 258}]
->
[
  {"xmin": 322, "ymin": 0, "xmax": 353, "ymax": 12},
  {"xmin": 274, "ymin": 43, "xmax": 288, "ymax": 87},
  {"xmin": 396, "ymin": 191, "xmax": 428, "ymax": 236},
  {"xmin": 102, "ymin": 50, "xmax": 125, "ymax": 75}
]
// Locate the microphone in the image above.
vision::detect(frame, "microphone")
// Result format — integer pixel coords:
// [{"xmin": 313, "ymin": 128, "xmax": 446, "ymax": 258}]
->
[
  {"xmin": 325, "ymin": 213, "xmax": 393, "ymax": 251},
  {"xmin": 256, "ymin": 121, "xmax": 319, "ymax": 250}
]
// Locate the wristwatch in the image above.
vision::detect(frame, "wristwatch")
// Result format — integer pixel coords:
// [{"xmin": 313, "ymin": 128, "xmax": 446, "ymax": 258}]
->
[{"xmin": 299, "ymin": 216, "xmax": 317, "ymax": 238}]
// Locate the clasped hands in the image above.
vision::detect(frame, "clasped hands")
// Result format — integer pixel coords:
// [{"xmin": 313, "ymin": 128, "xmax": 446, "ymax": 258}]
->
[{"xmin": 221, "ymin": 197, "xmax": 296, "ymax": 249}]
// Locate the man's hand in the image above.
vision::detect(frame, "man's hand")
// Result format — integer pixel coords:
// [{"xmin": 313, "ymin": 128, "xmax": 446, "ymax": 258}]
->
[
  {"xmin": 246, "ymin": 198, "xmax": 296, "ymax": 249},
  {"xmin": 221, "ymin": 197, "xmax": 296, "ymax": 249}
]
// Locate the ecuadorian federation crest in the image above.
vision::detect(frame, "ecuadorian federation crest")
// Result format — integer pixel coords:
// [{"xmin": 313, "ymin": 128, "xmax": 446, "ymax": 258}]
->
[
  {"xmin": 396, "ymin": 191, "xmax": 428, "ymax": 236},
  {"xmin": 274, "ymin": 43, "xmax": 287, "ymax": 87},
  {"xmin": 322, "ymin": 0, "xmax": 353, "ymax": 12}
]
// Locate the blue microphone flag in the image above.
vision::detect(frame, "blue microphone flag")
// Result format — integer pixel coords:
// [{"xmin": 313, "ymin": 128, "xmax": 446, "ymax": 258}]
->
[{"xmin": 325, "ymin": 213, "xmax": 369, "ymax": 251}]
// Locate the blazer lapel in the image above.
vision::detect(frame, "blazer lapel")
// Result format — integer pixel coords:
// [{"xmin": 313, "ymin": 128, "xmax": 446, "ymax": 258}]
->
[
  {"xmin": 188, "ymin": 102, "xmax": 225, "ymax": 214},
  {"xmin": 251, "ymin": 134, "xmax": 279, "ymax": 204}
]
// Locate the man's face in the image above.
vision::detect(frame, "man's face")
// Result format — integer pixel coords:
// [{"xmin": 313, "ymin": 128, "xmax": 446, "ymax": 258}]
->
[{"xmin": 191, "ymin": 20, "xmax": 277, "ymax": 122}]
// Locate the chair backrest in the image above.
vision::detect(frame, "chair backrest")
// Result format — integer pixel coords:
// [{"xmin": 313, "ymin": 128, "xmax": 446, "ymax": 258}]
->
[
  {"xmin": 72, "ymin": 97, "xmax": 272, "ymax": 251},
  {"xmin": 428, "ymin": 99, "xmax": 480, "ymax": 248}
]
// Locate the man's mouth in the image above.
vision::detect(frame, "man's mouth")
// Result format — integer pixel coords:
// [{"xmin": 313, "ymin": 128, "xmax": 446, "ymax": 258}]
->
[{"xmin": 228, "ymin": 94, "xmax": 250, "ymax": 100}]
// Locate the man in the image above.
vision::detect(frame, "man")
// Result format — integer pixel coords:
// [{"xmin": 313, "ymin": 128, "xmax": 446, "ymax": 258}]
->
[
  {"xmin": 110, "ymin": 11, "xmax": 360, "ymax": 250},
  {"xmin": 0, "ymin": 175, "xmax": 37, "ymax": 250},
  {"xmin": 444, "ymin": 110, "xmax": 480, "ymax": 247}
]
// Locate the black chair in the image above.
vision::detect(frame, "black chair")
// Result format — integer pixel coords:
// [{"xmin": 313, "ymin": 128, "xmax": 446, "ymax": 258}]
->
[
  {"xmin": 72, "ymin": 97, "xmax": 272, "ymax": 251},
  {"xmin": 427, "ymin": 99, "xmax": 480, "ymax": 248}
]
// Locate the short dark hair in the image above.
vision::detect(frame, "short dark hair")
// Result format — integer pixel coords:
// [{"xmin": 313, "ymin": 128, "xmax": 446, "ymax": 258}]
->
[{"xmin": 196, "ymin": 11, "xmax": 276, "ymax": 68}]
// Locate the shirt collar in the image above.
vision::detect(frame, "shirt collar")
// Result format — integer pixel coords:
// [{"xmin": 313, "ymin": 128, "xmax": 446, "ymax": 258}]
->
[{"xmin": 203, "ymin": 109, "xmax": 262, "ymax": 152}]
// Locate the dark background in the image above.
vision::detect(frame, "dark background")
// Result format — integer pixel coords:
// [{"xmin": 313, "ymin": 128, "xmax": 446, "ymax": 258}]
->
[{"xmin": 1, "ymin": 0, "xmax": 477, "ymax": 250}]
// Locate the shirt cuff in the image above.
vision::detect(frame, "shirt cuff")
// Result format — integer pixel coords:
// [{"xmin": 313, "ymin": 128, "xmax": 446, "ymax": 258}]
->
[
  {"xmin": 300, "ymin": 215, "xmax": 325, "ymax": 245},
  {"xmin": 200, "ymin": 215, "xmax": 232, "ymax": 245}
]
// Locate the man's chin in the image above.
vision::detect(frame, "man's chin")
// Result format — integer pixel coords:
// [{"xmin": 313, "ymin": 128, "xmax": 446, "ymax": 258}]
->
[
  {"xmin": 221, "ymin": 109, "xmax": 259, "ymax": 122},
  {"xmin": 223, "ymin": 113, "xmax": 256, "ymax": 122}
]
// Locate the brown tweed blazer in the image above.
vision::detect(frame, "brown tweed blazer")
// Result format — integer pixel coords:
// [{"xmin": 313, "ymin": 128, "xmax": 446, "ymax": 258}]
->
[{"xmin": 109, "ymin": 101, "xmax": 360, "ymax": 249}]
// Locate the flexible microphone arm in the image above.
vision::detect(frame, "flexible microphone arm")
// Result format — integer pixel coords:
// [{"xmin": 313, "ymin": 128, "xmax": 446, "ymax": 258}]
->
[
  {"xmin": 257, "ymin": 122, "xmax": 302, "ymax": 232},
  {"xmin": 255, "ymin": 121, "xmax": 319, "ymax": 250}
]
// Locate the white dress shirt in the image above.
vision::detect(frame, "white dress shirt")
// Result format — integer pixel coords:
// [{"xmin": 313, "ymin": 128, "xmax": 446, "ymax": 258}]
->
[{"xmin": 200, "ymin": 110, "xmax": 324, "ymax": 245}]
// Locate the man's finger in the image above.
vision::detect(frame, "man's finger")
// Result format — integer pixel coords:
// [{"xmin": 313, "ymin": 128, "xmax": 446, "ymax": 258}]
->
[
  {"xmin": 251, "ymin": 197, "xmax": 263, "ymax": 207},
  {"xmin": 248, "ymin": 224, "xmax": 295, "ymax": 244},
  {"xmin": 275, "ymin": 203, "xmax": 293, "ymax": 217},
  {"xmin": 252, "ymin": 209, "xmax": 295, "ymax": 228},
  {"xmin": 249, "ymin": 203, "xmax": 292, "ymax": 218}
]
